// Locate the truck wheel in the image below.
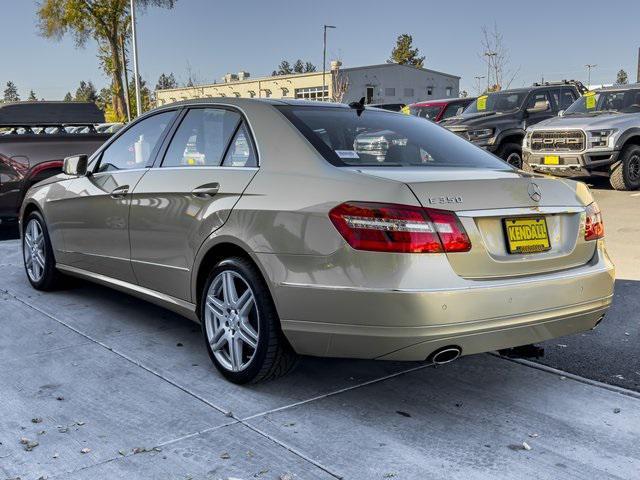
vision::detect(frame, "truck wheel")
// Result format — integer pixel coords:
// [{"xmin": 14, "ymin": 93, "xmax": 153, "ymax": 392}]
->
[
  {"xmin": 201, "ymin": 257, "xmax": 298, "ymax": 384},
  {"xmin": 498, "ymin": 143, "xmax": 523, "ymax": 169},
  {"xmin": 610, "ymin": 145, "xmax": 640, "ymax": 191}
]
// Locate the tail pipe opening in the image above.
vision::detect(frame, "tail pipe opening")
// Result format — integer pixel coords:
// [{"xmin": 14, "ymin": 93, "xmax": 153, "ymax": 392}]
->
[{"xmin": 428, "ymin": 346, "xmax": 462, "ymax": 365}]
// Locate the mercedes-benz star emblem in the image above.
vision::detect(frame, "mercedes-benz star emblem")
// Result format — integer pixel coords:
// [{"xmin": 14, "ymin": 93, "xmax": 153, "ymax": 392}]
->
[{"xmin": 528, "ymin": 182, "xmax": 542, "ymax": 202}]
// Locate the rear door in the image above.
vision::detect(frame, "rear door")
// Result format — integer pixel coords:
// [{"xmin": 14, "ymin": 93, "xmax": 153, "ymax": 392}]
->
[{"xmin": 129, "ymin": 106, "xmax": 258, "ymax": 301}]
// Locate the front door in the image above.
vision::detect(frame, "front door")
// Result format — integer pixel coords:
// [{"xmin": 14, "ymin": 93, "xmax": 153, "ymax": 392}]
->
[
  {"xmin": 51, "ymin": 110, "xmax": 177, "ymax": 283},
  {"xmin": 129, "ymin": 107, "xmax": 258, "ymax": 301}
]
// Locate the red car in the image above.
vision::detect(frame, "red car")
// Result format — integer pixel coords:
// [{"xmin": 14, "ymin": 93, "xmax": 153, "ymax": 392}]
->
[{"xmin": 405, "ymin": 97, "xmax": 476, "ymax": 122}]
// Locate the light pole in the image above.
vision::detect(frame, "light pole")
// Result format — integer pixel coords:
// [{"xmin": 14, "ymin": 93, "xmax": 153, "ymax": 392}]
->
[
  {"xmin": 130, "ymin": 0, "xmax": 142, "ymax": 117},
  {"xmin": 484, "ymin": 51, "xmax": 497, "ymax": 91},
  {"xmin": 322, "ymin": 25, "xmax": 336, "ymax": 102},
  {"xmin": 474, "ymin": 75, "xmax": 485, "ymax": 94},
  {"xmin": 585, "ymin": 64, "xmax": 597, "ymax": 89}
]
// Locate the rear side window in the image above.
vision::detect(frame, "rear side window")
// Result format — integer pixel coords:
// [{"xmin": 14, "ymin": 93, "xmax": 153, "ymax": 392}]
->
[
  {"xmin": 162, "ymin": 108, "xmax": 241, "ymax": 167},
  {"xmin": 278, "ymin": 106, "xmax": 509, "ymax": 169},
  {"xmin": 552, "ymin": 89, "xmax": 577, "ymax": 110},
  {"xmin": 222, "ymin": 123, "xmax": 257, "ymax": 167}
]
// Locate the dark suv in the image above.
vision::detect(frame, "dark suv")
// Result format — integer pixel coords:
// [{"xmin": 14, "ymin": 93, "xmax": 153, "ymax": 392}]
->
[{"xmin": 441, "ymin": 81, "xmax": 586, "ymax": 167}]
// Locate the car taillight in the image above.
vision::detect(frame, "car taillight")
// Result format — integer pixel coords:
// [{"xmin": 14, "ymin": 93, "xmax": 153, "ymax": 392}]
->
[
  {"xmin": 584, "ymin": 202, "xmax": 604, "ymax": 241},
  {"xmin": 329, "ymin": 202, "xmax": 471, "ymax": 253}
]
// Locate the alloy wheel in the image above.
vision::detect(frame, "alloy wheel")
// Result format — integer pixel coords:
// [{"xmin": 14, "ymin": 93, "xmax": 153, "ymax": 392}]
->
[
  {"xmin": 204, "ymin": 270, "xmax": 259, "ymax": 372},
  {"xmin": 23, "ymin": 218, "xmax": 46, "ymax": 282}
]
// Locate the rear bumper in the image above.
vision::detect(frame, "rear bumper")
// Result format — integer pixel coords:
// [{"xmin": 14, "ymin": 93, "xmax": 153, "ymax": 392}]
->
[
  {"xmin": 523, "ymin": 149, "xmax": 619, "ymax": 177},
  {"xmin": 264, "ymin": 243, "xmax": 615, "ymax": 361}
]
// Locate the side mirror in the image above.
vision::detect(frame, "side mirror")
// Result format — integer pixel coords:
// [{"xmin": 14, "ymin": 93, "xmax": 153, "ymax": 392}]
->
[
  {"xmin": 558, "ymin": 110, "xmax": 565, "ymax": 117},
  {"xmin": 63, "ymin": 154, "xmax": 88, "ymax": 176},
  {"xmin": 527, "ymin": 100, "xmax": 550, "ymax": 114}
]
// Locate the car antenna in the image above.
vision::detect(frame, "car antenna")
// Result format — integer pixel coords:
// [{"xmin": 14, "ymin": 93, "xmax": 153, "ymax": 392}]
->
[{"xmin": 348, "ymin": 97, "xmax": 366, "ymax": 116}]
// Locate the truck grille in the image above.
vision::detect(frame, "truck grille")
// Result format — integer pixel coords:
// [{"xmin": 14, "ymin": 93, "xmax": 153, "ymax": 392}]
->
[{"xmin": 530, "ymin": 130, "xmax": 585, "ymax": 152}]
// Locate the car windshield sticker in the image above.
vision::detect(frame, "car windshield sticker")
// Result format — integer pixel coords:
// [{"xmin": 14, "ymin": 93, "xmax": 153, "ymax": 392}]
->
[
  {"xmin": 585, "ymin": 91, "xmax": 596, "ymax": 110},
  {"xmin": 335, "ymin": 150, "xmax": 360, "ymax": 159},
  {"xmin": 477, "ymin": 95, "xmax": 488, "ymax": 111}
]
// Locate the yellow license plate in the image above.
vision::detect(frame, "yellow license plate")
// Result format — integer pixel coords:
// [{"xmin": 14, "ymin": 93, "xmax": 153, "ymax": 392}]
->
[
  {"xmin": 504, "ymin": 217, "xmax": 551, "ymax": 254},
  {"xmin": 544, "ymin": 155, "xmax": 560, "ymax": 165}
]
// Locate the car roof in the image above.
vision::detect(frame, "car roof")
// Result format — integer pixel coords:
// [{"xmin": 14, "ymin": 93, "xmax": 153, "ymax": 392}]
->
[
  {"xmin": 161, "ymin": 97, "xmax": 350, "ymax": 109},
  {"xmin": 410, "ymin": 97, "xmax": 475, "ymax": 107},
  {"xmin": 596, "ymin": 83, "xmax": 640, "ymax": 92}
]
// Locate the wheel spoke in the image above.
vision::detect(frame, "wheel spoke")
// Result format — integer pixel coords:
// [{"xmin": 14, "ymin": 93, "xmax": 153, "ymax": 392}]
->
[
  {"xmin": 238, "ymin": 320, "xmax": 258, "ymax": 349},
  {"xmin": 24, "ymin": 236, "xmax": 33, "ymax": 249},
  {"xmin": 228, "ymin": 336, "xmax": 243, "ymax": 371},
  {"xmin": 207, "ymin": 294, "xmax": 226, "ymax": 318},
  {"xmin": 34, "ymin": 251, "xmax": 45, "ymax": 269},
  {"xmin": 211, "ymin": 329, "xmax": 227, "ymax": 351},
  {"xmin": 222, "ymin": 272, "xmax": 238, "ymax": 304},
  {"xmin": 235, "ymin": 289, "xmax": 254, "ymax": 316}
]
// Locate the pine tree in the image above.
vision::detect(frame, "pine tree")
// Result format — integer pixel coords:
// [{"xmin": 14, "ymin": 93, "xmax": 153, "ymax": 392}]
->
[
  {"xmin": 390, "ymin": 34, "xmax": 425, "ymax": 68},
  {"xmin": 28, "ymin": 90, "xmax": 38, "ymax": 101},
  {"xmin": 616, "ymin": 69, "xmax": 629, "ymax": 85},
  {"xmin": 63, "ymin": 92, "xmax": 73, "ymax": 101},
  {"xmin": 3, "ymin": 81, "xmax": 20, "ymax": 102},
  {"xmin": 155, "ymin": 73, "xmax": 178, "ymax": 90},
  {"xmin": 75, "ymin": 81, "xmax": 97, "ymax": 102}
]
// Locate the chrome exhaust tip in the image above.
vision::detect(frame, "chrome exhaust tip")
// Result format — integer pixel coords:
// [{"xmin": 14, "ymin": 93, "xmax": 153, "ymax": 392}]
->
[{"xmin": 428, "ymin": 346, "xmax": 462, "ymax": 365}]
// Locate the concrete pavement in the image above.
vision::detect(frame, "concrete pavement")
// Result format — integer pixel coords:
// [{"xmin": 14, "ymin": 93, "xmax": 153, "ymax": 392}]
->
[{"xmin": 0, "ymin": 238, "xmax": 639, "ymax": 479}]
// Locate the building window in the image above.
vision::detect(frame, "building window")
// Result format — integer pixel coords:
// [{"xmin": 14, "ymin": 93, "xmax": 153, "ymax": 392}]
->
[
  {"xmin": 404, "ymin": 88, "xmax": 414, "ymax": 97},
  {"xmin": 446, "ymin": 87, "xmax": 453, "ymax": 96},
  {"xmin": 294, "ymin": 86, "xmax": 329, "ymax": 101},
  {"xmin": 385, "ymin": 87, "xmax": 396, "ymax": 96},
  {"xmin": 427, "ymin": 87, "xmax": 433, "ymax": 96}
]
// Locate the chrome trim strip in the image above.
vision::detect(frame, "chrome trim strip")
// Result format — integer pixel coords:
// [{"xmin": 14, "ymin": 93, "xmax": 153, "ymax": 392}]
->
[
  {"xmin": 56, "ymin": 264, "xmax": 198, "ymax": 321},
  {"xmin": 155, "ymin": 166, "xmax": 259, "ymax": 172},
  {"xmin": 457, "ymin": 206, "xmax": 584, "ymax": 217},
  {"xmin": 130, "ymin": 258, "xmax": 190, "ymax": 272},
  {"xmin": 278, "ymin": 266, "xmax": 613, "ymax": 293}
]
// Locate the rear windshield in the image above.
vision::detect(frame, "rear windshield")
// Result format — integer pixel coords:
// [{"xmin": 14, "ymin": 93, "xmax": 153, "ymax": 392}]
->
[{"xmin": 277, "ymin": 106, "xmax": 509, "ymax": 169}]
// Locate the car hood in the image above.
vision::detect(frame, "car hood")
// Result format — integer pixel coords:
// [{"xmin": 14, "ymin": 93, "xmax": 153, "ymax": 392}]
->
[{"xmin": 534, "ymin": 112, "xmax": 638, "ymax": 130}]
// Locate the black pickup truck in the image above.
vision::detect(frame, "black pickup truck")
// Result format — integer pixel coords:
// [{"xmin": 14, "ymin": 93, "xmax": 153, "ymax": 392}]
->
[
  {"xmin": 0, "ymin": 102, "xmax": 111, "ymax": 222},
  {"xmin": 441, "ymin": 81, "xmax": 587, "ymax": 168}
]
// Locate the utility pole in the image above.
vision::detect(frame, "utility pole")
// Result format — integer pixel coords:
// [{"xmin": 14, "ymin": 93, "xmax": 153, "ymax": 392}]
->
[
  {"xmin": 322, "ymin": 25, "xmax": 336, "ymax": 102},
  {"xmin": 585, "ymin": 64, "xmax": 597, "ymax": 89},
  {"xmin": 474, "ymin": 75, "xmax": 485, "ymax": 94},
  {"xmin": 637, "ymin": 48, "xmax": 640, "ymax": 83},
  {"xmin": 130, "ymin": 0, "xmax": 143, "ymax": 117},
  {"xmin": 484, "ymin": 51, "xmax": 497, "ymax": 91}
]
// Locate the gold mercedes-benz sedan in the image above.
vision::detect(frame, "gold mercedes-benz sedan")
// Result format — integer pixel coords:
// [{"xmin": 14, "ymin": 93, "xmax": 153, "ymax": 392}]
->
[{"xmin": 20, "ymin": 98, "xmax": 615, "ymax": 384}]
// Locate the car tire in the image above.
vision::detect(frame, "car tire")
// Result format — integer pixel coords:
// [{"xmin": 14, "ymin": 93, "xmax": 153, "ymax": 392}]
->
[
  {"xmin": 22, "ymin": 211, "xmax": 64, "ymax": 291},
  {"xmin": 201, "ymin": 256, "xmax": 298, "ymax": 384},
  {"xmin": 498, "ymin": 143, "xmax": 523, "ymax": 169},
  {"xmin": 610, "ymin": 144, "xmax": 640, "ymax": 191}
]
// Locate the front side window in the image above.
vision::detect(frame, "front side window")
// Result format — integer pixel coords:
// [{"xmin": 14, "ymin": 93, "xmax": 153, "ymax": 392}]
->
[
  {"xmin": 162, "ymin": 108, "xmax": 241, "ymax": 167},
  {"xmin": 278, "ymin": 106, "xmax": 509, "ymax": 169},
  {"xmin": 526, "ymin": 91, "xmax": 551, "ymax": 111},
  {"xmin": 96, "ymin": 110, "xmax": 176, "ymax": 172}
]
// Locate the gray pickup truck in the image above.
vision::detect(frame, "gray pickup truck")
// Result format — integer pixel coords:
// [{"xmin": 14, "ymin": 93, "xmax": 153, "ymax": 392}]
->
[
  {"xmin": 0, "ymin": 102, "xmax": 111, "ymax": 222},
  {"xmin": 522, "ymin": 84, "xmax": 640, "ymax": 190}
]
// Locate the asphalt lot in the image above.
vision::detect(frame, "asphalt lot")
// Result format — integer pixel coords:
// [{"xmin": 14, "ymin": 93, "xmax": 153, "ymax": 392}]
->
[{"xmin": 0, "ymin": 179, "xmax": 639, "ymax": 479}]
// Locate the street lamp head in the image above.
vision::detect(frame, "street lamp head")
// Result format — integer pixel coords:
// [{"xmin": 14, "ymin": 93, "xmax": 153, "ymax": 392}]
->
[{"xmin": 324, "ymin": 25, "xmax": 336, "ymax": 29}]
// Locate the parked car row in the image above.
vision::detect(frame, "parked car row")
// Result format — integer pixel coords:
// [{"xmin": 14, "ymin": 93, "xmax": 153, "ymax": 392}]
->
[{"xmin": 403, "ymin": 80, "xmax": 640, "ymax": 190}]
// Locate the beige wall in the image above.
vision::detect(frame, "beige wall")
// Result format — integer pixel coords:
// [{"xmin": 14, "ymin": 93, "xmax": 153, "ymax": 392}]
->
[{"xmin": 156, "ymin": 71, "xmax": 333, "ymax": 105}]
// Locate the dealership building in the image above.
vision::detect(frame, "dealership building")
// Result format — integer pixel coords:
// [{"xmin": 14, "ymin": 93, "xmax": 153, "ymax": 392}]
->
[{"xmin": 155, "ymin": 62, "xmax": 460, "ymax": 106}]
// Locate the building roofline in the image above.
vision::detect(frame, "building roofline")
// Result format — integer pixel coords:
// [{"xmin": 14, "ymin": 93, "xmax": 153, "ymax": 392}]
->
[{"xmin": 156, "ymin": 63, "xmax": 461, "ymax": 94}]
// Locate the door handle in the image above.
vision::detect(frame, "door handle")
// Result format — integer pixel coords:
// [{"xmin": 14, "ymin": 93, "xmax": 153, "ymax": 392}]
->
[
  {"xmin": 191, "ymin": 183, "xmax": 220, "ymax": 198},
  {"xmin": 110, "ymin": 185, "xmax": 130, "ymax": 198}
]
